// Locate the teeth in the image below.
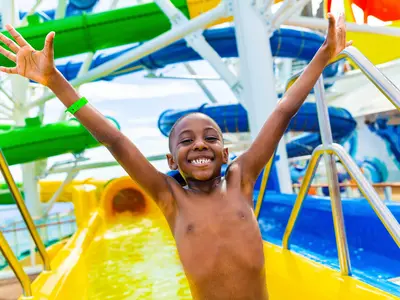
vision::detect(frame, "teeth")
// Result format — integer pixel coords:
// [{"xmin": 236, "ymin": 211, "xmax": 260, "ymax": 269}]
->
[{"xmin": 191, "ymin": 158, "xmax": 211, "ymax": 165}]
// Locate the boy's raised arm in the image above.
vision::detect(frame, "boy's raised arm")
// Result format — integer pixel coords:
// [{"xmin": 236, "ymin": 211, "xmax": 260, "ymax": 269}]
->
[
  {"xmin": 235, "ymin": 14, "xmax": 352, "ymax": 184},
  {"xmin": 0, "ymin": 25, "xmax": 174, "ymax": 210}
]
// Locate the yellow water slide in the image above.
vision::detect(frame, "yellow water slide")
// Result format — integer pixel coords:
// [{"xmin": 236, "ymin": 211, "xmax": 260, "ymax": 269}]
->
[
  {"xmin": 325, "ymin": 0, "xmax": 400, "ymax": 65},
  {"xmin": 20, "ymin": 176, "xmax": 398, "ymax": 300}
]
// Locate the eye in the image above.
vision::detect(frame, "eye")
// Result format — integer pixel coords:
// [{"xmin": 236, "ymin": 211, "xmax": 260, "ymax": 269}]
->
[
  {"xmin": 180, "ymin": 138, "xmax": 193, "ymax": 145},
  {"xmin": 205, "ymin": 136, "xmax": 218, "ymax": 142}
]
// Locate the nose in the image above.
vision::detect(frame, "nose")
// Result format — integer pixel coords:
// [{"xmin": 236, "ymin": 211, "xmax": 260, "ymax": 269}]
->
[{"xmin": 193, "ymin": 139, "xmax": 208, "ymax": 151}]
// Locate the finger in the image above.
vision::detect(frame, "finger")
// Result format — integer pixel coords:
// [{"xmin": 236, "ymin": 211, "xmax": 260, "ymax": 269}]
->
[
  {"xmin": 337, "ymin": 12, "xmax": 345, "ymax": 26},
  {"xmin": 346, "ymin": 40, "xmax": 353, "ymax": 47},
  {"xmin": 43, "ymin": 31, "xmax": 55, "ymax": 57},
  {"xmin": 0, "ymin": 46, "xmax": 16, "ymax": 62},
  {"xmin": 5, "ymin": 24, "xmax": 29, "ymax": 48},
  {"xmin": 0, "ymin": 66, "xmax": 18, "ymax": 74},
  {"xmin": 337, "ymin": 13, "xmax": 347, "ymax": 37},
  {"xmin": 0, "ymin": 32, "xmax": 19, "ymax": 53},
  {"xmin": 327, "ymin": 13, "xmax": 336, "ymax": 38}
]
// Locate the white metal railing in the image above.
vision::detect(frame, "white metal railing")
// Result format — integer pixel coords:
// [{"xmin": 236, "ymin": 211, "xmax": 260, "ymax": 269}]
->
[
  {"xmin": 292, "ymin": 182, "xmax": 398, "ymax": 201},
  {"xmin": 0, "ymin": 211, "xmax": 76, "ymax": 269}
]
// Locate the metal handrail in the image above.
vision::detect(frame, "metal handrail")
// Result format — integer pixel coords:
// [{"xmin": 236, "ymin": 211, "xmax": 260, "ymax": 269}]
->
[
  {"xmin": 282, "ymin": 143, "xmax": 400, "ymax": 248},
  {"xmin": 0, "ymin": 150, "xmax": 51, "ymax": 272},
  {"xmin": 280, "ymin": 46, "xmax": 400, "ymax": 276},
  {"xmin": 254, "ymin": 154, "xmax": 275, "ymax": 219},
  {"xmin": 285, "ymin": 46, "xmax": 400, "ymax": 111},
  {"xmin": 314, "ymin": 74, "xmax": 351, "ymax": 274},
  {"xmin": 292, "ymin": 182, "xmax": 400, "ymax": 188},
  {"xmin": 0, "ymin": 230, "xmax": 32, "ymax": 297},
  {"xmin": 338, "ymin": 47, "xmax": 400, "ymax": 110},
  {"xmin": 255, "ymin": 45, "xmax": 400, "ymax": 222}
]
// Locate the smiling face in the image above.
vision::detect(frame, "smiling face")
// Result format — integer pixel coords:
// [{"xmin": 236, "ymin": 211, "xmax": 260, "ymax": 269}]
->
[{"xmin": 167, "ymin": 113, "xmax": 228, "ymax": 183}]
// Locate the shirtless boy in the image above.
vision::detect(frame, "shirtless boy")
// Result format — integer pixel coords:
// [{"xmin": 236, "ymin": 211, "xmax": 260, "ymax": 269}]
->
[{"xmin": 0, "ymin": 13, "xmax": 350, "ymax": 300}]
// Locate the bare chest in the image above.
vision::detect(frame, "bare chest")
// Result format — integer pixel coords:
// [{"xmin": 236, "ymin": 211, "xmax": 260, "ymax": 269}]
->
[{"xmin": 172, "ymin": 187, "xmax": 265, "ymax": 280}]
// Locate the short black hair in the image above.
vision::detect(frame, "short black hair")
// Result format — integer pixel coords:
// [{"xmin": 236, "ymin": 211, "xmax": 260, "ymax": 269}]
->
[{"xmin": 168, "ymin": 112, "xmax": 223, "ymax": 152}]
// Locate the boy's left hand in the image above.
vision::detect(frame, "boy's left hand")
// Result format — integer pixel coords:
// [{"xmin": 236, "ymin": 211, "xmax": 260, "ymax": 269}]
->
[{"xmin": 323, "ymin": 13, "xmax": 353, "ymax": 60}]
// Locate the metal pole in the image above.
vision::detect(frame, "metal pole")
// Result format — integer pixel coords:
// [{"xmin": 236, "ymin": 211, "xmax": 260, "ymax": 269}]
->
[
  {"xmin": 282, "ymin": 147, "xmax": 323, "ymax": 249},
  {"xmin": 254, "ymin": 154, "xmax": 275, "ymax": 219},
  {"xmin": 384, "ymin": 186, "xmax": 392, "ymax": 202},
  {"xmin": 314, "ymin": 75, "xmax": 351, "ymax": 276},
  {"xmin": 0, "ymin": 150, "xmax": 51, "ymax": 271},
  {"xmin": 329, "ymin": 144, "xmax": 400, "ymax": 247},
  {"xmin": 0, "ymin": 230, "xmax": 32, "ymax": 296},
  {"xmin": 338, "ymin": 47, "xmax": 400, "ymax": 110},
  {"xmin": 184, "ymin": 63, "xmax": 218, "ymax": 103},
  {"xmin": 285, "ymin": 46, "xmax": 400, "ymax": 112}
]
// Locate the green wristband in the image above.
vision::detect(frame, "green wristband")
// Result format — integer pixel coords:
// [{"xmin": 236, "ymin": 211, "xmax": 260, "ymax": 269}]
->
[{"xmin": 65, "ymin": 97, "xmax": 88, "ymax": 114}]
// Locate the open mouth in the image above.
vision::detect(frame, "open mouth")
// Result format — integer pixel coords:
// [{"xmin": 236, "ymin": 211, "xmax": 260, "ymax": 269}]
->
[{"xmin": 188, "ymin": 157, "xmax": 213, "ymax": 166}]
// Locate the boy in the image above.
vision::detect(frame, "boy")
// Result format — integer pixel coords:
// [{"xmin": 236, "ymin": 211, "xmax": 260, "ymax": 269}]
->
[{"xmin": 0, "ymin": 13, "xmax": 350, "ymax": 300}]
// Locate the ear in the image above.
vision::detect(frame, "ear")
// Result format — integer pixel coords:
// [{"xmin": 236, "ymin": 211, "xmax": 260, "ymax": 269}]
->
[
  {"xmin": 222, "ymin": 147, "xmax": 229, "ymax": 164},
  {"xmin": 166, "ymin": 153, "xmax": 178, "ymax": 170}
]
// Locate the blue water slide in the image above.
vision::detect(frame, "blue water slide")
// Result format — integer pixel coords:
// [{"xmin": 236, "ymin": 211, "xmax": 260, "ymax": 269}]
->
[
  {"xmin": 52, "ymin": 26, "xmax": 341, "ymax": 83},
  {"xmin": 367, "ymin": 118, "xmax": 400, "ymax": 168},
  {"xmin": 19, "ymin": 0, "xmax": 99, "ymax": 20},
  {"xmin": 157, "ymin": 102, "xmax": 357, "ymax": 158}
]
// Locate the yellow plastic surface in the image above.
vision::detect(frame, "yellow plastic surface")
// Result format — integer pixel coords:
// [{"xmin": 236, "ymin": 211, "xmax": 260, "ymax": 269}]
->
[
  {"xmin": 21, "ymin": 178, "xmax": 400, "ymax": 300},
  {"xmin": 186, "ymin": 0, "xmax": 283, "ymax": 28},
  {"xmin": 3, "ymin": 240, "xmax": 67, "ymax": 270},
  {"xmin": 38, "ymin": 179, "xmax": 107, "ymax": 203}
]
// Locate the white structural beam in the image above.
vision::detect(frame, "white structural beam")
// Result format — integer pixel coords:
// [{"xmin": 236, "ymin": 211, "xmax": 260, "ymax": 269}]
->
[
  {"xmin": 272, "ymin": 0, "xmax": 311, "ymax": 28},
  {"xmin": 0, "ymin": 0, "xmax": 19, "ymax": 28},
  {"xmin": 0, "ymin": 102, "xmax": 13, "ymax": 113},
  {"xmin": 184, "ymin": 63, "xmax": 218, "ymax": 103},
  {"xmin": 286, "ymin": 16, "xmax": 400, "ymax": 37},
  {"xmin": 155, "ymin": 0, "xmax": 242, "ymax": 98},
  {"xmin": 1, "ymin": 0, "xmax": 43, "ymax": 218},
  {"xmin": 232, "ymin": 0, "xmax": 292, "ymax": 193},
  {"xmin": 20, "ymin": 0, "xmax": 44, "ymax": 26},
  {"xmin": 29, "ymin": 1, "xmax": 230, "ymax": 109},
  {"xmin": 55, "ymin": 0, "xmax": 68, "ymax": 20}
]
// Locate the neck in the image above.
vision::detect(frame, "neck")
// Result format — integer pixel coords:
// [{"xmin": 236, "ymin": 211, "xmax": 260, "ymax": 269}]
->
[{"xmin": 186, "ymin": 176, "xmax": 222, "ymax": 193}]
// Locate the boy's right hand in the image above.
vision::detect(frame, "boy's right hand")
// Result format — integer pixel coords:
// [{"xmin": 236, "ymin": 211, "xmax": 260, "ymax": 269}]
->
[{"xmin": 0, "ymin": 24, "xmax": 57, "ymax": 87}]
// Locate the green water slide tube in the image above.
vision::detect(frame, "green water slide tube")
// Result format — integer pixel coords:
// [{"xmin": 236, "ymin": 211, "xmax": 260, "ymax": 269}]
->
[
  {"xmin": 0, "ymin": 183, "xmax": 23, "ymax": 205},
  {"xmin": 0, "ymin": 116, "xmax": 120, "ymax": 205},
  {"xmin": 0, "ymin": 0, "xmax": 190, "ymax": 67},
  {"xmin": 0, "ymin": 117, "xmax": 120, "ymax": 166},
  {"xmin": 0, "ymin": 117, "xmax": 119, "ymax": 204}
]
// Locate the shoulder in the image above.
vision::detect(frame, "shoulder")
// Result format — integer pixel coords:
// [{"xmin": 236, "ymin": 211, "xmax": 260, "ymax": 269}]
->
[
  {"xmin": 151, "ymin": 174, "xmax": 182, "ymax": 216},
  {"xmin": 225, "ymin": 161, "xmax": 241, "ymax": 177},
  {"xmin": 164, "ymin": 175, "xmax": 189, "ymax": 199},
  {"xmin": 225, "ymin": 161, "xmax": 243, "ymax": 187},
  {"xmin": 225, "ymin": 160, "xmax": 255, "ymax": 197}
]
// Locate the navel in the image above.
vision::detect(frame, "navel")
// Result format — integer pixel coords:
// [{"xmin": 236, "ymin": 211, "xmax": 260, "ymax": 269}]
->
[
  {"xmin": 238, "ymin": 211, "xmax": 246, "ymax": 220},
  {"xmin": 187, "ymin": 223, "xmax": 195, "ymax": 233}
]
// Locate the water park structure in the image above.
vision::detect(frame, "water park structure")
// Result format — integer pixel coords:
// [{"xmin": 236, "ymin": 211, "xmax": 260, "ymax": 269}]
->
[{"xmin": 0, "ymin": 0, "xmax": 400, "ymax": 299}]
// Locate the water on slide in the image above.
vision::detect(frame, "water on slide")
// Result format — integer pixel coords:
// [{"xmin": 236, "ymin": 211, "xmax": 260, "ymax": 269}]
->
[{"xmin": 80, "ymin": 213, "xmax": 191, "ymax": 299}]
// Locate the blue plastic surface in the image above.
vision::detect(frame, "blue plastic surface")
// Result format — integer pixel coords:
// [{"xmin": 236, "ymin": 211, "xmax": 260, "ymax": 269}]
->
[
  {"xmin": 367, "ymin": 118, "xmax": 400, "ymax": 168},
  {"xmin": 158, "ymin": 102, "xmax": 357, "ymax": 158},
  {"xmin": 19, "ymin": 0, "xmax": 99, "ymax": 19},
  {"xmin": 51, "ymin": 27, "xmax": 341, "ymax": 83}
]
